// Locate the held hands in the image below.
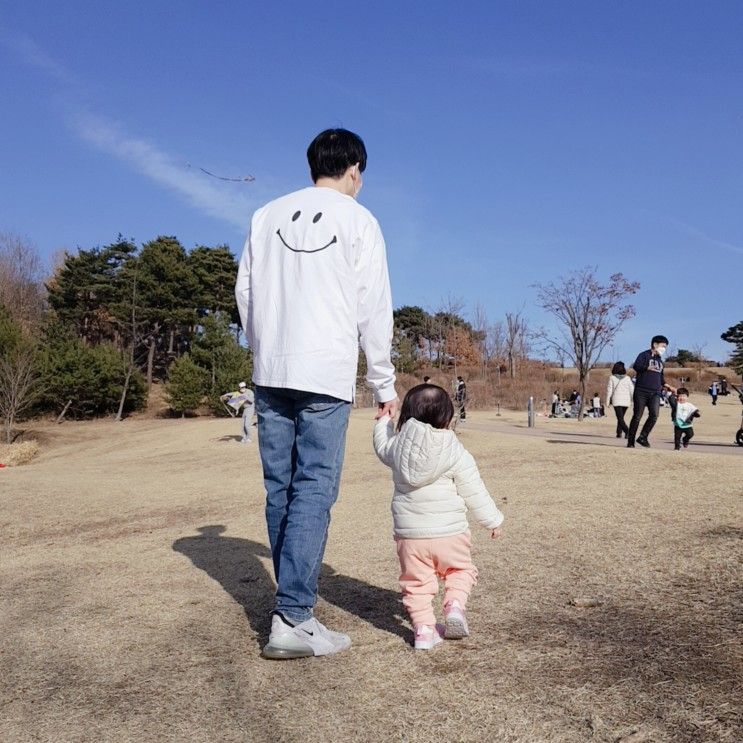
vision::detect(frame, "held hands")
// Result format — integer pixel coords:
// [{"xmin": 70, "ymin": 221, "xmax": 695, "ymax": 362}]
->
[{"xmin": 375, "ymin": 396, "xmax": 400, "ymax": 420}]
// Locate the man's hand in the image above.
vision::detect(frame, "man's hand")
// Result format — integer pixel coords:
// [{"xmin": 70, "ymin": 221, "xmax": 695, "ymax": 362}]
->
[{"xmin": 375, "ymin": 396, "xmax": 399, "ymax": 420}]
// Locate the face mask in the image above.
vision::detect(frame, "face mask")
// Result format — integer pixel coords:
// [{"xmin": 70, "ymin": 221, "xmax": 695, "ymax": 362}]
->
[{"xmin": 656, "ymin": 345, "xmax": 667, "ymax": 356}]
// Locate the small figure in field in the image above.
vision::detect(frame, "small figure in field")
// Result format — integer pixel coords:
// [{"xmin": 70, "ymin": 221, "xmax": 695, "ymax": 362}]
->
[
  {"xmin": 605, "ymin": 361, "xmax": 634, "ymax": 438},
  {"xmin": 551, "ymin": 390, "xmax": 559, "ymax": 417},
  {"xmin": 591, "ymin": 393, "xmax": 602, "ymax": 418},
  {"xmin": 709, "ymin": 381, "xmax": 718, "ymax": 406},
  {"xmin": 627, "ymin": 335, "xmax": 675, "ymax": 448},
  {"xmin": 220, "ymin": 382, "xmax": 255, "ymax": 443},
  {"xmin": 669, "ymin": 387, "xmax": 701, "ymax": 450},
  {"xmin": 373, "ymin": 384, "xmax": 504, "ymax": 650},
  {"xmin": 423, "ymin": 375, "xmax": 431, "ymax": 384},
  {"xmin": 573, "ymin": 392, "xmax": 582, "ymax": 417},
  {"xmin": 455, "ymin": 376, "xmax": 467, "ymax": 420}
]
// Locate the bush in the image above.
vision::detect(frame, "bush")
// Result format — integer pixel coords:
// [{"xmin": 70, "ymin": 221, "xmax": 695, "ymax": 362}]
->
[
  {"xmin": 190, "ymin": 314, "xmax": 252, "ymax": 415},
  {"xmin": 165, "ymin": 354, "xmax": 208, "ymax": 416},
  {"xmin": 35, "ymin": 330, "xmax": 147, "ymax": 418}
]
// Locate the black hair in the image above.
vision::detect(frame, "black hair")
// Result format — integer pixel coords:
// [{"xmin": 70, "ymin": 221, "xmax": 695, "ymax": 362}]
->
[
  {"xmin": 423, "ymin": 376, "xmax": 430, "ymax": 382},
  {"xmin": 611, "ymin": 361, "xmax": 626, "ymax": 375},
  {"xmin": 677, "ymin": 387, "xmax": 690, "ymax": 396},
  {"xmin": 306, "ymin": 129, "xmax": 367, "ymax": 182},
  {"xmin": 397, "ymin": 384, "xmax": 454, "ymax": 432},
  {"xmin": 651, "ymin": 335, "xmax": 669, "ymax": 346}
]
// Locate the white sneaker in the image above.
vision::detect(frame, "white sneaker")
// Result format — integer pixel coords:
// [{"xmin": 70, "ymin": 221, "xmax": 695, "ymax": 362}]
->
[
  {"xmin": 261, "ymin": 613, "xmax": 351, "ymax": 660},
  {"xmin": 443, "ymin": 599, "xmax": 469, "ymax": 639},
  {"xmin": 414, "ymin": 624, "xmax": 443, "ymax": 651}
]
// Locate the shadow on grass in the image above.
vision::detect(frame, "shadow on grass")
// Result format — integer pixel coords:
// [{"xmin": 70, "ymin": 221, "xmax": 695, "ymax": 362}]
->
[
  {"xmin": 546, "ymin": 439, "xmax": 619, "ymax": 448},
  {"xmin": 173, "ymin": 525, "xmax": 407, "ymax": 650}
]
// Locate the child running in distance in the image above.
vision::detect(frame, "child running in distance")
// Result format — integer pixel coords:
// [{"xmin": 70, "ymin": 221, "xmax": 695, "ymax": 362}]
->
[
  {"xmin": 669, "ymin": 387, "xmax": 701, "ymax": 450},
  {"xmin": 373, "ymin": 383, "xmax": 504, "ymax": 650}
]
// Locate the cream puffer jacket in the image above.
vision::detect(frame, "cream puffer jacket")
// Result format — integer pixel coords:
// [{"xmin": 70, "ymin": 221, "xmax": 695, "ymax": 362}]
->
[
  {"xmin": 606, "ymin": 374, "xmax": 634, "ymax": 408},
  {"xmin": 373, "ymin": 416, "xmax": 504, "ymax": 539}
]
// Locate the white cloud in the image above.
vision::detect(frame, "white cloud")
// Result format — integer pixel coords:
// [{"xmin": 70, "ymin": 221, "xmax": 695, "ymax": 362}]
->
[
  {"xmin": 670, "ymin": 218, "xmax": 743, "ymax": 257},
  {"xmin": 2, "ymin": 27, "xmax": 264, "ymax": 233},
  {"xmin": 0, "ymin": 28, "xmax": 79, "ymax": 87},
  {"xmin": 68, "ymin": 110, "xmax": 256, "ymax": 231}
]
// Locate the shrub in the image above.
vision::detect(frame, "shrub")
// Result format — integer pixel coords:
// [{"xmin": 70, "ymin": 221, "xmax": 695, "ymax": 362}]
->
[
  {"xmin": 35, "ymin": 329, "xmax": 146, "ymax": 418},
  {"xmin": 165, "ymin": 354, "xmax": 208, "ymax": 416}
]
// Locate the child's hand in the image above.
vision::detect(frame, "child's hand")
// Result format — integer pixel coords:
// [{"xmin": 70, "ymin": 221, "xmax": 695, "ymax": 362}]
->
[{"xmin": 491, "ymin": 527, "xmax": 502, "ymax": 540}]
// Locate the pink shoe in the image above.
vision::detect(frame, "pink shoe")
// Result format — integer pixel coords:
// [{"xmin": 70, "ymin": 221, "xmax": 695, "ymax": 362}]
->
[
  {"xmin": 443, "ymin": 600, "xmax": 469, "ymax": 639},
  {"xmin": 414, "ymin": 624, "xmax": 443, "ymax": 650}
]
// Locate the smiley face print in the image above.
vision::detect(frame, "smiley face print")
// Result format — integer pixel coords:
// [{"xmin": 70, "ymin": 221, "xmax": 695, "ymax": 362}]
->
[{"xmin": 276, "ymin": 210, "xmax": 338, "ymax": 254}]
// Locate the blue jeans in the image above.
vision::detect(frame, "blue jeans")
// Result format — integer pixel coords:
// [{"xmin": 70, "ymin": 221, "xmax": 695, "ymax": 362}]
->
[{"xmin": 255, "ymin": 386, "xmax": 351, "ymax": 624}]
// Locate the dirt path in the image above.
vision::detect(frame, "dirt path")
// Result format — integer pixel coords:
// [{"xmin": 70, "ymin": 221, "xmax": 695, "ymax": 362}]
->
[{"xmin": 465, "ymin": 420, "xmax": 743, "ymax": 455}]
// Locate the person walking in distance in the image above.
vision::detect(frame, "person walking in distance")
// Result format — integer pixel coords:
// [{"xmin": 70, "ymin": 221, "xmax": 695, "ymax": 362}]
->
[
  {"xmin": 235, "ymin": 129, "xmax": 398, "ymax": 659},
  {"xmin": 455, "ymin": 376, "xmax": 467, "ymax": 420},
  {"xmin": 606, "ymin": 362, "xmax": 634, "ymax": 438},
  {"xmin": 709, "ymin": 381, "xmax": 719, "ymax": 406},
  {"xmin": 627, "ymin": 335, "xmax": 675, "ymax": 448}
]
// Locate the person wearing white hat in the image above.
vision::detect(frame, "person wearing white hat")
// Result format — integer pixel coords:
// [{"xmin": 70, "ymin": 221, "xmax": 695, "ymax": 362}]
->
[{"xmin": 220, "ymin": 382, "xmax": 255, "ymax": 443}]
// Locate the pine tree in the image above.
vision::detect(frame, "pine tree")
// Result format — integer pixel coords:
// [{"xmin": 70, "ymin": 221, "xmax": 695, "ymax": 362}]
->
[{"xmin": 165, "ymin": 354, "xmax": 208, "ymax": 417}]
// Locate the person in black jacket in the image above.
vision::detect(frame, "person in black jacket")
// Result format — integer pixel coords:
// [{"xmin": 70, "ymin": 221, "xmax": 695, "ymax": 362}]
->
[{"xmin": 627, "ymin": 335, "xmax": 676, "ymax": 448}]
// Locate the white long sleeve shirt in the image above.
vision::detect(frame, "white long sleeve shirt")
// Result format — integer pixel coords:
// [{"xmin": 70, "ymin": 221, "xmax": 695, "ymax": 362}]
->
[
  {"xmin": 373, "ymin": 416, "xmax": 504, "ymax": 539},
  {"xmin": 235, "ymin": 186, "xmax": 396, "ymax": 403}
]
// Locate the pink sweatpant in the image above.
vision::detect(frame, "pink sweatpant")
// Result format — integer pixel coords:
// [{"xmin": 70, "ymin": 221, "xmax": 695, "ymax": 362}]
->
[{"xmin": 395, "ymin": 530, "xmax": 478, "ymax": 628}]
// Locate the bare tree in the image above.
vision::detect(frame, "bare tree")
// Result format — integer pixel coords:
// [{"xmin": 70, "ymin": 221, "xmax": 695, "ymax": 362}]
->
[
  {"xmin": 690, "ymin": 342, "xmax": 708, "ymax": 383},
  {"xmin": 505, "ymin": 310, "xmax": 529, "ymax": 379},
  {"xmin": 534, "ymin": 267, "xmax": 640, "ymax": 420},
  {"xmin": 0, "ymin": 232, "xmax": 45, "ymax": 332},
  {"xmin": 432, "ymin": 295, "xmax": 466, "ymax": 370},
  {"xmin": 472, "ymin": 302, "xmax": 490, "ymax": 378},
  {"xmin": 0, "ymin": 347, "xmax": 38, "ymax": 443}
]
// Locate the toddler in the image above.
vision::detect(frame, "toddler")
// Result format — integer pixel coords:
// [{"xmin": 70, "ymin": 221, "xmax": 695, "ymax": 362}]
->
[
  {"xmin": 669, "ymin": 387, "xmax": 700, "ymax": 450},
  {"xmin": 373, "ymin": 384, "xmax": 504, "ymax": 650}
]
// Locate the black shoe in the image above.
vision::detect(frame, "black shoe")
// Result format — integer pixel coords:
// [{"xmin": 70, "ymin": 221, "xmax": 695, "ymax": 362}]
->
[
  {"xmin": 637, "ymin": 437, "xmax": 650, "ymax": 448},
  {"xmin": 626, "ymin": 442, "xmax": 635, "ymax": 448},
  {"xmin": 616, "ymin": 433, "xmax": 622, "ymax": 438}
]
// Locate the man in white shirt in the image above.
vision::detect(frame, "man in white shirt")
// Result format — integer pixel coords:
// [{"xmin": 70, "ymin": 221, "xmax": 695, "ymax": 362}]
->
[{"xmin": 235, "ymin": 129, "xmax": 398, "ymax": 659}]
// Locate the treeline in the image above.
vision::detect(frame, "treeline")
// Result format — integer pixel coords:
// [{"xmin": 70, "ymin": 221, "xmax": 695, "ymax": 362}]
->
[
  {"xmin": 2, "ymin": 229, "xmax": 741, "ymax": 439},
  {"xmin": 0, "ymin": 233, "xmax": 251, "ymax": 440}
]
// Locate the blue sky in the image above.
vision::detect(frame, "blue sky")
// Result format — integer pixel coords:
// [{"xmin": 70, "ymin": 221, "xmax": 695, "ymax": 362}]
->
[{"xmin": 2, "ymin": 1, "xmax": 741, "ymax": 362}]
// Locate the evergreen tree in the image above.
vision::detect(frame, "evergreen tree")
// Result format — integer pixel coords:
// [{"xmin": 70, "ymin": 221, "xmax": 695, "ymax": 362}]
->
[
  {"xmin": 188, "ymin": 245, "xmax": 240, "ymax": 323},
  {"xmin": 46, "ymin": 237, "xmax": 137, "ymax": 346},
  {"xmin": 124, "ymin": 236, "xmax": 197, "ymax": 388},
  {"xmin": 190, "ymin": 313, "xmax": 252, "ymax": 414},
  {"xmin": 165, "ymin": 354, "xmax": 208, "ymax": 416},
  {"xmin": 721, "ymin": 321, "xmax": 743, "ymax": 375},
  {"xmin": 36, "ymin": 324, "xmax": 146, "ymax": 418}
]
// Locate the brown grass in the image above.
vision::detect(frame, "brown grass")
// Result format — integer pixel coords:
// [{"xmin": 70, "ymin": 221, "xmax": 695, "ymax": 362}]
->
[
  {"xmin": 1, "ymin": 399, "xmax": 741, "ymax": 742},
  {"xmin": 0, "ymin": 440, "xmax": 40, "ymax": 467}
]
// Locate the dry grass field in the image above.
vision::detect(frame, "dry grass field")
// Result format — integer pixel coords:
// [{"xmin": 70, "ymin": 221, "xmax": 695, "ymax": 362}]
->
[{"xmin": 1, "ymin": 395, "xmax": 741, "ymax": 742}]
